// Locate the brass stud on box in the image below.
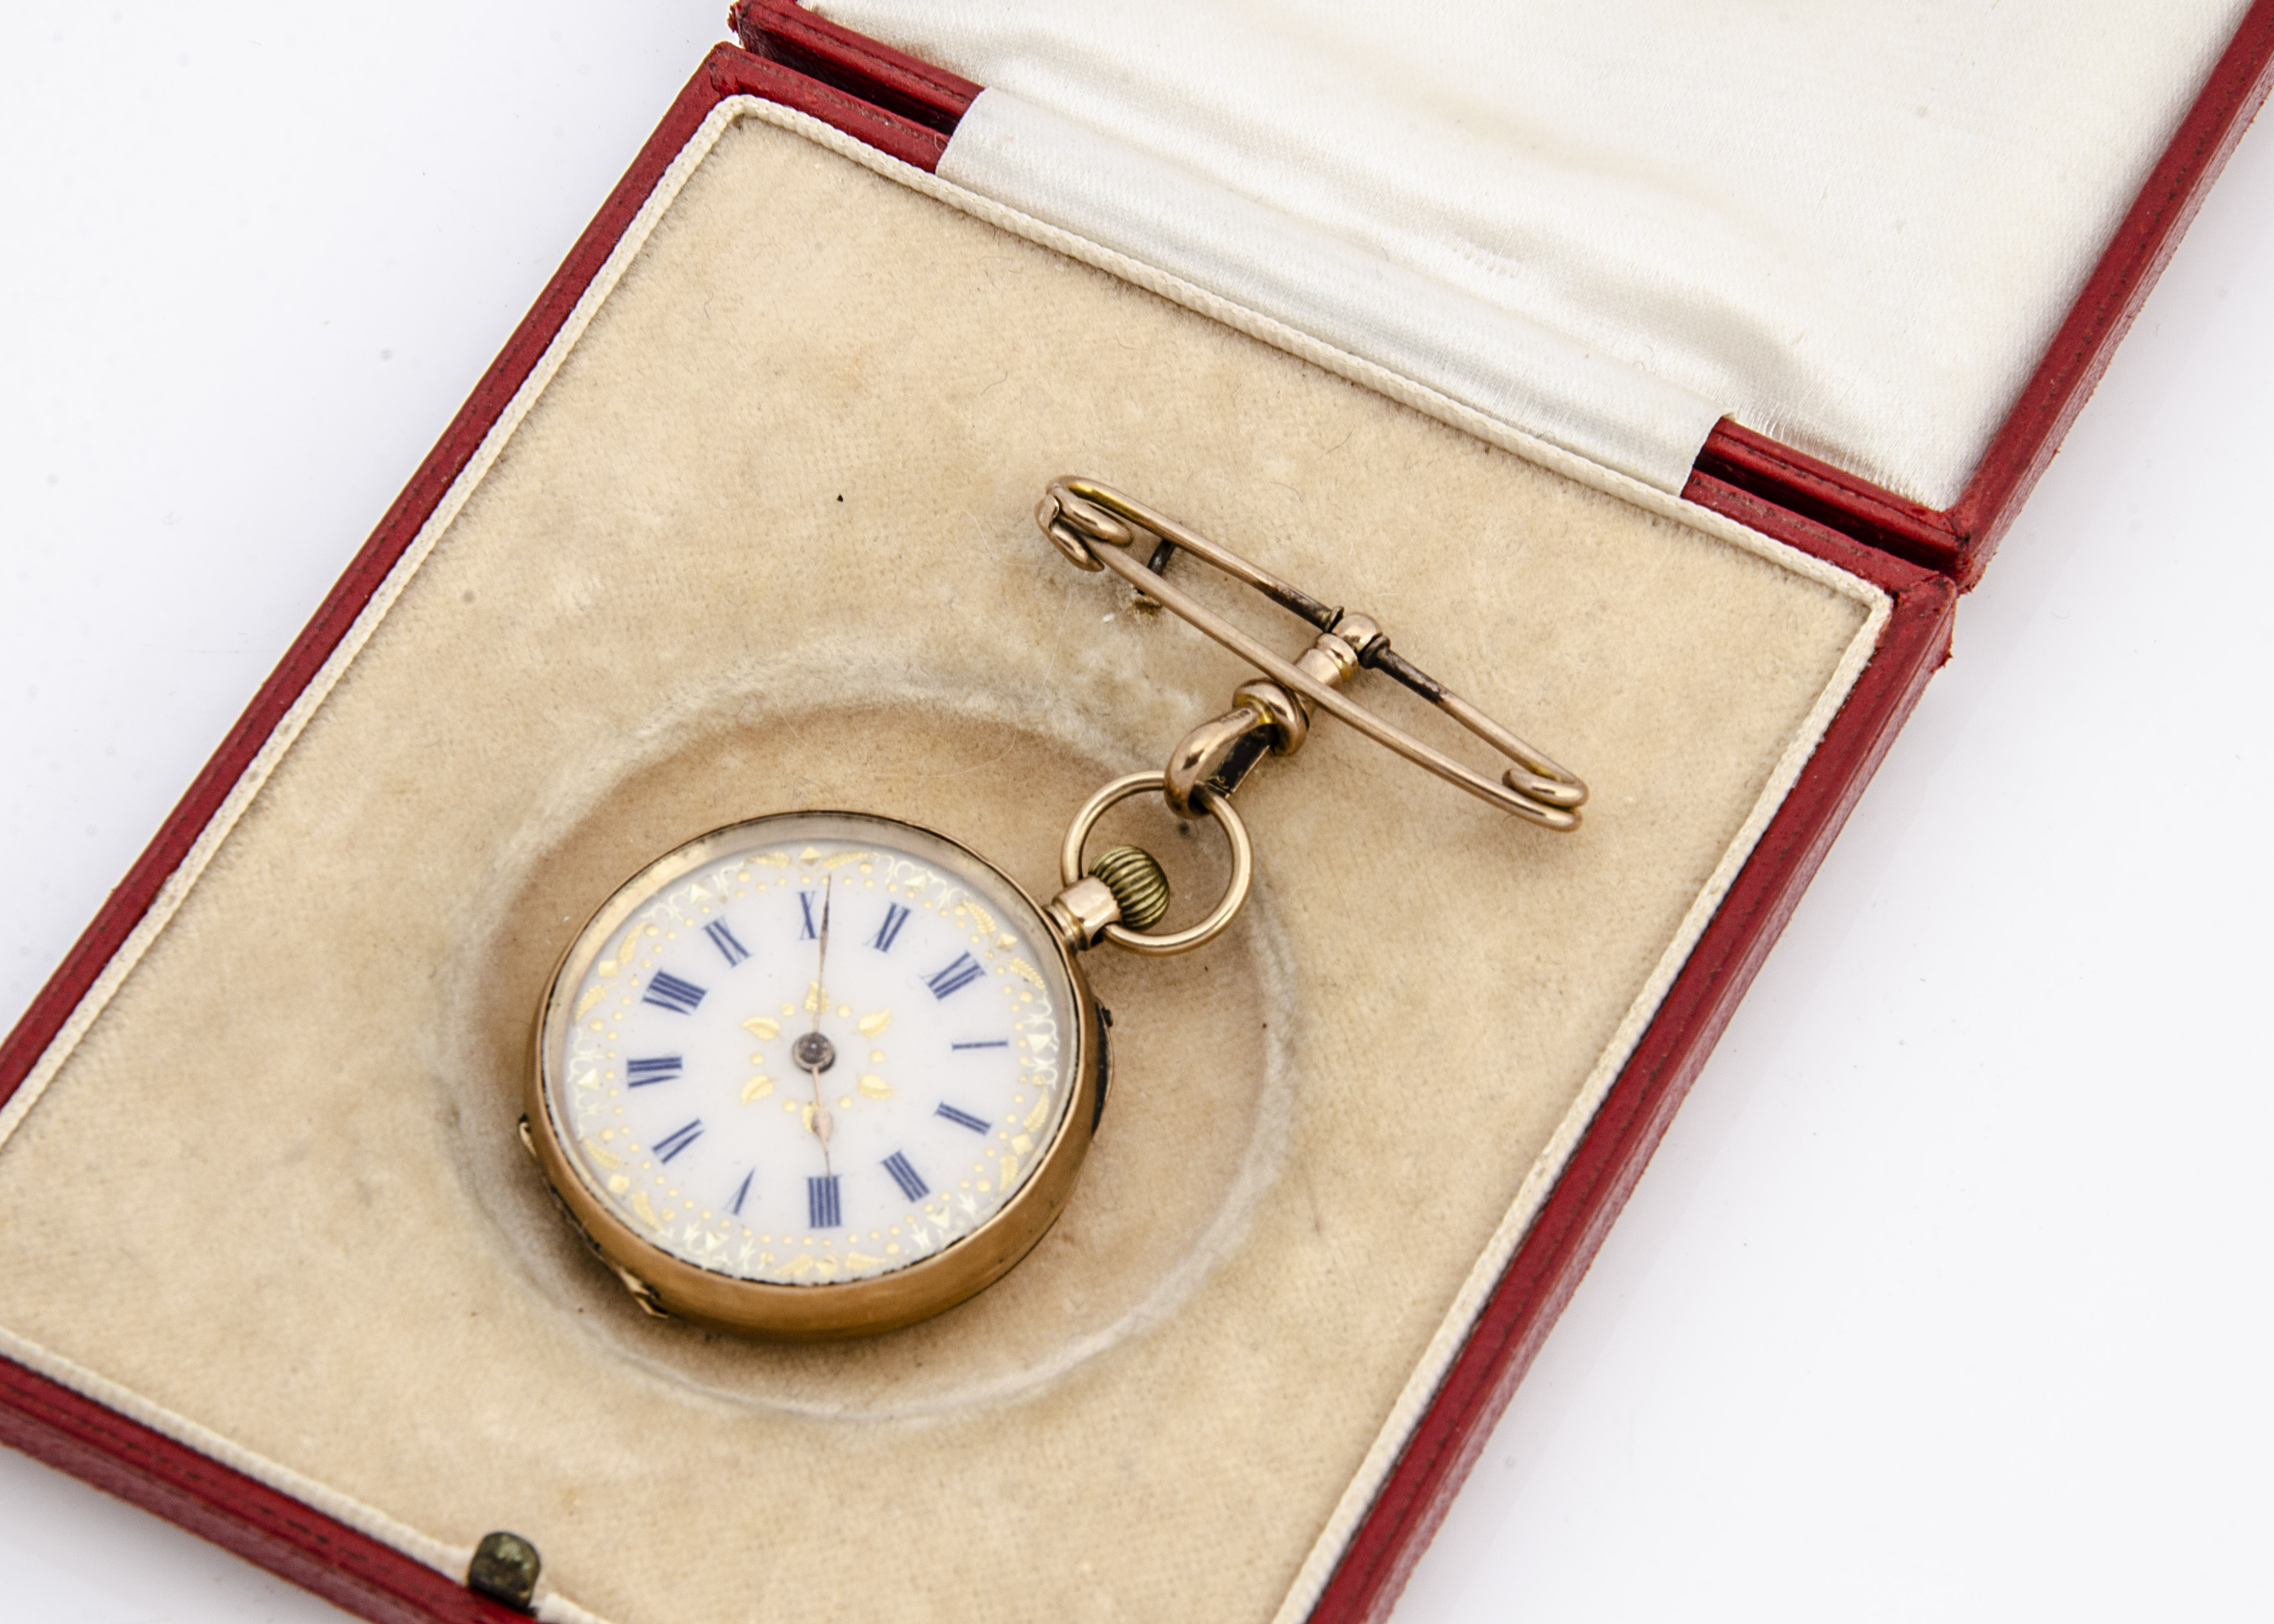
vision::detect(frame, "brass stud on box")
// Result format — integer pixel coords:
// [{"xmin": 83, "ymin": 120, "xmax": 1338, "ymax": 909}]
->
[{"xmin": 468, "ymin": 1530, "xmax": 540, "ymax": 1613}]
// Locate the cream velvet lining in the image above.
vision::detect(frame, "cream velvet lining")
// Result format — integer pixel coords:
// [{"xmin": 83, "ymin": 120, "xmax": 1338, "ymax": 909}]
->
[
  {"xmin": 0, "ymin": 103, "xmax": 1884, "ymax": 1624},
  {"xmin": 827, "ymin": 0, "xmax": 2248, "ymax": 508}
]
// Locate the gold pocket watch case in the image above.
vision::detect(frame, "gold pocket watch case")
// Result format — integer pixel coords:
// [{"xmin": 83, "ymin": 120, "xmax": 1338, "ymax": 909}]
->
[{"xmin": 525, "ymin": 811, "xmax": 1107, "ymax": 1341}]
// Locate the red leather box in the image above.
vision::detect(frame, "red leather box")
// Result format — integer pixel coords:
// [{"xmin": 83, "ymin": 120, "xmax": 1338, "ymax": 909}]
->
[{"xmin": 3, "ymin": 5, "xmax": 2268, "ymax": 1621}]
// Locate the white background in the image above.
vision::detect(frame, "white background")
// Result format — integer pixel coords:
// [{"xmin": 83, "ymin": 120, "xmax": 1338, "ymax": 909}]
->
[{"xmin": 2, "ymin": 6, "xmax": 2268, "ymax": 1621}]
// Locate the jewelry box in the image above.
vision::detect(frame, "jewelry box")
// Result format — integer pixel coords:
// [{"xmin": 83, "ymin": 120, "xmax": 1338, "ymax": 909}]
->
[{"xmin": 3, "ymin": 5, "xmax": 2267, "ymax": 1621}]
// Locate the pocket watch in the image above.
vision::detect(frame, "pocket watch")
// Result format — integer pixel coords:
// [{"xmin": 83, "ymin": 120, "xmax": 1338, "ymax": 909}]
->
[{"xmin": 522, "ymin": 479, "xmax": 1588, "ymax": 1341}]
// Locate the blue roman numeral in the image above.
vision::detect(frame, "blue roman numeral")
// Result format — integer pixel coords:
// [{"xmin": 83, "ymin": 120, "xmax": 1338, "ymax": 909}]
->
[
  {"xmin": 882, "ymin": 1151, "xmax": 929, "ymax": 1202},
  {"xmin": 951, "ymin": 1039, "xmax": 1008, "ymax": 1050},
  {"xmin": 730, "ymin": 1170, "xmax": 753, "ymax": 1216},
  {"xmin": 807, "ymin": 1174, "xmax": 841, "ymax": 1228},
  {"xmin": 870, "ymin": 904, "xmax": 910, "ymax": 953},
  {"xmin": 926, "ymin": 953, "xmax": 984, "ymax": 999},
  {"xmin": 799, "ymin": 892, "xmax": 819, "ymax": 940},
  {"xmin": 653, "ymin": 1119, "xmax": 704, "ymax": 1163},
  {"xmin": 641, "ymin": 970, "xmax": 707, "ymax": 1015},
  {"xmin": 704, "ymin": 920, "xmax": 749, "ymax": 966},
  {"xmin": 625, "ymin": 1056, "xmax": 682, "ymax": 1087},
  {"xmin": 935, "ymin": 1102, "xmax": 990, "ymax": 1133}
]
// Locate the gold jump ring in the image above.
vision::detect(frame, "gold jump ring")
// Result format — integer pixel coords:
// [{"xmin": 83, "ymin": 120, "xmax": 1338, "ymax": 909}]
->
[{"xmin": 1058, "ymin": 773, "xmax": 1253, "ymax": 956}]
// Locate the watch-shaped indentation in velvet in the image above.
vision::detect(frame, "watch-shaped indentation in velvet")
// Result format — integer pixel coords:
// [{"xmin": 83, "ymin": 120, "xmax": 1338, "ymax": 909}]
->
[{"xmin": 523, "ymin": 479, "xmax": 1586, "ymax": 1340}]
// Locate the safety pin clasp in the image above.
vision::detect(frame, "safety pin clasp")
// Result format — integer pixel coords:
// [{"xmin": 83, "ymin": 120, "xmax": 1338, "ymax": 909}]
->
[{"xmin": 1035, "ymin": 478, "xmax": 1587, "ymax": 831}]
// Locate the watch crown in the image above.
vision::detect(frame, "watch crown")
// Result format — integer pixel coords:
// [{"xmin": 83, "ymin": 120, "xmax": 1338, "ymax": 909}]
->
[{"xmin": 1088, "ymin": 845, "xmax": 1171, "ymax": 932}]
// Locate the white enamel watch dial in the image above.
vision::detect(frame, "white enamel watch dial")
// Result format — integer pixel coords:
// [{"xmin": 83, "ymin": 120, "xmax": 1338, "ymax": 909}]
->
[{"xmin": 526, "ymin": 812, "xmax": 1104, "ymax": 1340}]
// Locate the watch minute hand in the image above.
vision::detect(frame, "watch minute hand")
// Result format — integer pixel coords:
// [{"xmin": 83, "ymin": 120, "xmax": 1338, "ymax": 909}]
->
[
  {"xmin": 798, "ymin": 876, "xmax": 834, "ymax": 1169},
  {"xmin": 810, "ymin": 877, "xmax": 832, "ymax": 1030}
]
